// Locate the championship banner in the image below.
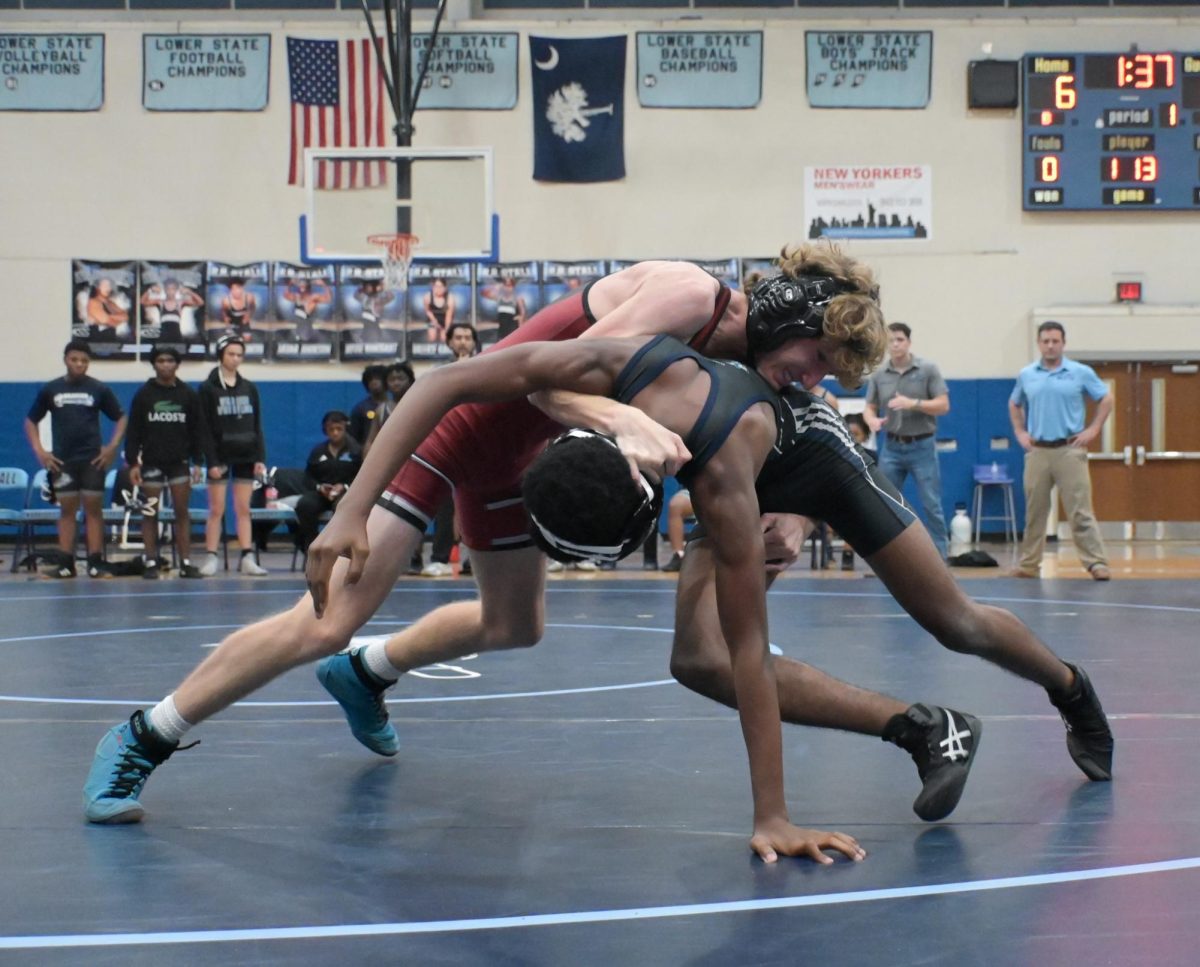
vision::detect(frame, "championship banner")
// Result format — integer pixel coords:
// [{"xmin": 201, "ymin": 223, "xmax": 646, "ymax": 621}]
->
[
  {"xmin": 205, "ymin": 262, "xmax": 270, "ymax": 362},
  {"xmin": 530, "ymin": 36, "xmax": 625, "ymax": 183},
  {"xmin": 71, "ymin": 260, "xmax": 137, "ymax": 360},
  {"xmin": 143, "ymin": 34, "xmax": 270, "ymax": 112},
  {"xmin": 805, "ymin": 165, "xmax": 932, "ymax": 240},
  {"xmin": 138, "ymin": 261, "xmax": 207, "ymax": 361},
  {"xmin": 805, "ymin": 31, "xmax": 932, "ymax": 109},
  {"xmin": 541, "ymin": 260, "xmax": 606, "ymax": 309},
  {"xmin": 411, "ymin": 32, "xmax": 517, "ymax": 110},
  {"xmin": 271, "ymin": 263, "xmax": 338, "ymax": 363},
  {"xmin": 1, "ymin": 34, "xmax": 103, "ymax": 111},
  {"xmin": 337, "ymin": 264, "xmax": 405, "ymax": 362},
  {"xmin": 636, "ymin": 32, "xmax": 762, "ymax": 109},
  {"xmin": 475, "ymin": 261, "xmax": 540, "ymax": 347},
  {"xmin": 406, "ymin": 263, "xmax": 473, "ymax": 360}
]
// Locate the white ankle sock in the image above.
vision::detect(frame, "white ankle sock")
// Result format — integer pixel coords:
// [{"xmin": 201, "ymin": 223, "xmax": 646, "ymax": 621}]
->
[
  {"xmin": 362, "ymin": 641, "xmax": 404, "ymax": 684},
  {"xmin": 147, "ymin": 694, "xmax": 192, "ymax": 743}
]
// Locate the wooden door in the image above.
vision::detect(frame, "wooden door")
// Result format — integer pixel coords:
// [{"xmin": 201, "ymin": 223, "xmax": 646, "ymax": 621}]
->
[{"xmin": 1086, "ymin": 363, "xmax": 1137, "ymax": 521}]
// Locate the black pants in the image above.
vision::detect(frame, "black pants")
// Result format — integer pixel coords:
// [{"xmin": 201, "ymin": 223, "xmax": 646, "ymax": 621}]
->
[{"xmin": 295, "ymin": 493, "xmax": 335, "ymax": 552}]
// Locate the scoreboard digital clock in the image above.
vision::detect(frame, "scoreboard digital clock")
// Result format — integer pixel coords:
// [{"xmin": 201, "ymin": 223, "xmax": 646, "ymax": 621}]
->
[{"xmin": 1022, "ymin": 51, "xmax": 1200, "ymax": 211}]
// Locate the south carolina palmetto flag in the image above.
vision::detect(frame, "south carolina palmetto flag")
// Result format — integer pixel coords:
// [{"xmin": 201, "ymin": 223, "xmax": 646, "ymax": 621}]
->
[
  {"xmin": 287, "ymin": 37, "xmax": 389, "ymax": 188},
  {"xmin": 530, "ymin": 36, "xmax": 626, "ymax": 183}
]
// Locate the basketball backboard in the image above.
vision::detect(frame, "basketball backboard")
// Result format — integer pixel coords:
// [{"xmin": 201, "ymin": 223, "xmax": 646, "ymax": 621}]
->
[{"xmin": 299, "ymin": 146, "xmax": 497, "ymax": 264}]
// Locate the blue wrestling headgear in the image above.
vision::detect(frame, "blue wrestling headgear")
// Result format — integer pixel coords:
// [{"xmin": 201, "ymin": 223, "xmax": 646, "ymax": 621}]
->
[
  {"xmin": 746, "ymin": 274, "xmax": 856, "ymax": 360},
  {"xmin": 524, "ymin": 429, "xmax": 662, "ymax": 566}
]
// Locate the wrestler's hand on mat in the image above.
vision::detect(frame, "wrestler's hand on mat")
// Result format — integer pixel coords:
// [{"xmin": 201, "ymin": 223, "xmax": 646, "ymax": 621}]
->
[
  {"xmin": 750, "ymin": 818, "xmax": 866, "ymax": 865},
  {"xmin": 761, "ymin": 513, "xmax": 812, "ymax": 573},
  {"xmin": 608, "ymin": 406, "xmax": 690, "ymax": 484},
  {"xmin": 305, "ymin": 511, "xmax": 370, "ymax": 618}
]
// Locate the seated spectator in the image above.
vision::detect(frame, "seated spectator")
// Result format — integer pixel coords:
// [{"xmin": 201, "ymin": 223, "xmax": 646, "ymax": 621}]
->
[{"xmin": 295, "ymin": 411, "xmax": 361, "ymax": 553}]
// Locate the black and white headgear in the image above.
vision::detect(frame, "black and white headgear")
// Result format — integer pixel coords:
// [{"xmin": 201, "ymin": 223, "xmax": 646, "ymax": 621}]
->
[
  {"xmin": 213, "ymin": 332, "xmax": 245, "ymax": 360},
  {"xmin": 526, "ymin": 430, "xmax": 662, "ymax": 566},
  {"xmin": 745, "ymin": 274, "xmax": 855, "ymax": 361}
]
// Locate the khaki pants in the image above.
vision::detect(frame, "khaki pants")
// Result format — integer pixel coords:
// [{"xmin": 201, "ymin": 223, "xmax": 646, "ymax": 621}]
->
[{"xmin": 1018, "ymin": 445, "xmax": 1108, "ymax": 574}]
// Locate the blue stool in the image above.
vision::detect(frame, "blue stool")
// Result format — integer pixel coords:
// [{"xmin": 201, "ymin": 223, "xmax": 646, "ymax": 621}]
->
[{"xmin": 971, "ymin": 463, "xmax": 1018, "ymax": 545}]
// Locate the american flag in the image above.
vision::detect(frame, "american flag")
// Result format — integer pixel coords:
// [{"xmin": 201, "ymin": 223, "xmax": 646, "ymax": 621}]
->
[{"xmin": 287, "ymin": 37, "xmax": 389, "ymax": 188}]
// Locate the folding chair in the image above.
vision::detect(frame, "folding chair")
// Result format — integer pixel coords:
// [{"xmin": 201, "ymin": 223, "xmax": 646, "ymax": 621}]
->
[{"xmin": 0, "ymin": 467, "xmax": 29, "ymax": 572}]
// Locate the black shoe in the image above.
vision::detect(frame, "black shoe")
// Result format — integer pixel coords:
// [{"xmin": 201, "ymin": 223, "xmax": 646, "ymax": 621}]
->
[
  {"xmin": 1049, "ymin": 663, "xmax": 1113, "ymax": 781},
  {"xmin": 460, "ymin": 559, "xmax": 472, "ymax": 577},
  {"xmin": 841, "ymin": 549, "xmax": 855, "ymax": 571},
  {"xmin": 642, "ymin": 556, "xmax": 658, "ymax": 571},
  {"xmin": 142, "ymin": 559, "xmax": 160, "ymax": 580},
  {"xmin": 883, "ymin": 703, "xmax": 982, "ymax": 821},
  {"xmin": 178, "ymin": 563, "xmax": 204, "ymax": 579},
  {"xmin": 46, "ymin": 562, "xmax": 77, "ymax": 579},
  {"xmin": 87, "ymin": 560, "xmax": 115, "ymax": 579},
  {"xmin": 661, "ymin": 553, "xmax": 683, "ymax": 573}
]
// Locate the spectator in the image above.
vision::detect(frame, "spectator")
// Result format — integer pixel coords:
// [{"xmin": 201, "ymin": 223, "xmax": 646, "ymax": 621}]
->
[
  {"xmin": 22, "ymin": 340, "xmax": 127, "ymax": 578},
  {"xmin": 362, "ymin": 361, "xmax": 415, "ymax": 459},
  {"xmin": 864, "ymin": 322, "xmax": 951, "ymax": 559},
  {"xmin": 844, "ymin": 413, "xmax": 876, "ymax": 460},
  {"xmin": 348, "ymin": 364, "xmax": 389, "ymax": 446},
  {"xmin": 659, "ymin": 489, "xmax": 694, "ymax": 573},
  {"xmin": 1008, "ymin": 321, "xmax": 1112, "ymax": 581},
  {"xmin": 295, "ymin": 411, "xmax": 361, "ymax": 554},
  {"xmin": 422, "ymin": 324, "xmax": 478, "ymax": 576},
  {"xmin": 124, "ymin": 346, "xmax": 207, "ymax": 579},
  {"xmin": 197, "ymin": 334, "xmax": 268, "ymax": 576}
]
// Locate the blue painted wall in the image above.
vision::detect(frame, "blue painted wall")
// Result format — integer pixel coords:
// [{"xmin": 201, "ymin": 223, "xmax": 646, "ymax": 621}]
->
[{"xmin": 2, "ymin": 376, "xmax": 1026, "ymax": 536}]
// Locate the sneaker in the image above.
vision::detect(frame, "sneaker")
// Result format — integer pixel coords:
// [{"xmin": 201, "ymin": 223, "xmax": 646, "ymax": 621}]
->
[
  {"xmin": 1049, "ymin": 663, "xmax": 1113, "ymax": 781},
  {"xmin": 642, "ymin": 556, "xmax": 659, "ymax": 571},
  {"xmin": 572, "ymin": 560, "xmax": 599, "ymax": 572},
  {"xmin": 178, "ymin": 562, "xmax": 203, "ymax": 579},
  {"xmin": 546, "ymin": 560, "xmax": 565, "ymax": 573},
  {"xmin": 87, "ymin": 560, "xmax": 115, "ymax": 579},
  {"xmin": 1088, "ymin": 564, "xmax": 1112, "ymax": 582},
  {"xmin": 316, "ymin": 648, "xmax": 399, "ymax": 756},
  {"xmin": 198, "ymin": 552, "xmax": 220, "ymax": 577},
  {"xmin": 661, "ymin": 553, "xmax": 683, "ymax": 573},
  {"xmin": 239, "ymin": 554, "xmax": 268, "ymax": 576},
  {"xmin": 459, "ymin": 558, "xmax": 473, "ymax": 577},
  {"xmin": 883, "ymin": 703, "xmax": 982, "ymax": 822},
  {"xmin": 421, "ymin": 562, "xmax": 453, "ymax": 577},
  {"xmin": 46, "ymin": 561, "xmax": 77, "ymax": 579},
  {"xmin": 83, "ymin": 710, "xmax": 179, "ymax": 823},
  {"xmin": 142, "ymin": 558, "xmax": 160, "ymax": 580},
  {"xmin": 841, "ymin": 549, "xmax": 855, "ymax": 571}
]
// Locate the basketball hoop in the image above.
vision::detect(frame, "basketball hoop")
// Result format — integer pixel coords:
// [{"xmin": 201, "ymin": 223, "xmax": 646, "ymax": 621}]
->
[{"xmin": 367, "ymin": 233, "xmax": 420, "ymax": 292}]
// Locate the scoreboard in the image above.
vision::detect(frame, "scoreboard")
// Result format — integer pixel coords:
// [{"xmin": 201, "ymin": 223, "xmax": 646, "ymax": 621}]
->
[{"xmin": 1022, "ymin": 51, "xmax": 1200, "ymax": 211}]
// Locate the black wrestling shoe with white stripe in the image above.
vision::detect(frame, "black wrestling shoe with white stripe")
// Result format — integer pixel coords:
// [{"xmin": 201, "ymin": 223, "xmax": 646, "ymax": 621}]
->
[
  {"xmin": 1049, "ymin": 663, "xmax": 1113, "ymax": 781},
  {"xmin": 883, "ymin": 703, "xmax": 982, "ymax": 822}
]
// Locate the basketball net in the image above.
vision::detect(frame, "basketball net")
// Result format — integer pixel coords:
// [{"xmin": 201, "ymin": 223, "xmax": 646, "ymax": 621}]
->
[{"xmin": 367, "ymin": 233, "xmax": 420, "ymax": 293}]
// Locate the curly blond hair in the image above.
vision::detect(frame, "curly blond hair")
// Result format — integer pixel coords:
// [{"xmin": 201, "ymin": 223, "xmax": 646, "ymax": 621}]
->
[{"xmin": 774, "ymin": 242, "xmax": 887, "ymax": 389}]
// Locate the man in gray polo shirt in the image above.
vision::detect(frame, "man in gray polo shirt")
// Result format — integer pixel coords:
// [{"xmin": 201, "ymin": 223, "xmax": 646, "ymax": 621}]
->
[{"xmin": 865, "ymin": 322, "xmax": 950, "ymax": 558}]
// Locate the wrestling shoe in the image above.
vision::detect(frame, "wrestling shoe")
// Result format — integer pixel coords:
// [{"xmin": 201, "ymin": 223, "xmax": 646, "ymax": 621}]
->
[
  {"xmin": 316, "ymin": 648, "xmax": 399, "ymax": 757},
  {"xmin": 142, "ymin": 557, "xmax": 159, "ymax": 580},
  {"xmin": 178, "ymin": 562, "xmax": 203, "ymax": 579},
  {"xmin": 883, "ymin": 703, "xmax": 982, "ymax": 822},
  {"xmin": 661, "ymin": 553, "xmax": 683, "ymax": 573},
  {"xmin": 87, "ymin": 558, "xmax": 115, "ymax": 579},
  {"xmin": 1049, "ymin": 663, "xmax": 1113, "ymax": 781},
  {"xmin": 83, "ymin": 710, "xmax": 179, "ymax": 823}
]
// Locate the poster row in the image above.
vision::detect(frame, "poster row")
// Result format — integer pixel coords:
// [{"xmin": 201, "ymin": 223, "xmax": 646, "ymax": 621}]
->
[{"xmin": 72, "ymin": 257, "xmax": 774, "ymax": 364}]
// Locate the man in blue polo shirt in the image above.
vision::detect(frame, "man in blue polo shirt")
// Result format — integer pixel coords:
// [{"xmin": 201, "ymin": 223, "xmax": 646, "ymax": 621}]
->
[{"xmin": 1009, "ymin": 321, "xmax": 1112, "ymax": 580}]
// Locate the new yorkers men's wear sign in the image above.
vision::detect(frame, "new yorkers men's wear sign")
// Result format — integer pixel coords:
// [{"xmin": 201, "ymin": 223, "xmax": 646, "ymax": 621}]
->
[
  {"xmin": 143, "ymin": 34, "xmax": 270, "ymax": 111},
  {"xmin": 410, "ymin": 32, "xmax": 517, "ymax": 110},
  {"xmin": 805, "ymin": 31, "xmax": 932, "ymax": 109},
  {"xmin": 636, "ymin": 32, "xmax": 761, "ymax": 109},
  {"xmin": 805, "ymin": 165, "xmax": 932, "ymax": 240},
  {"xmin": 0, "ymin": 34, "xmax": 103, "ymax": 111},
  {"xmin": 530, "ymin": 36, "xmax": 625, "ymax": 183}
]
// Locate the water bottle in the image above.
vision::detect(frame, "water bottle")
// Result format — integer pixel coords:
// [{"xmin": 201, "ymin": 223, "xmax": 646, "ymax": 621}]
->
[
  {"xmin": 263, "ymin": 467, "xmax": 280, "ymax": 507},
  {"xmin": 949, "ymin": 503, "xmax": 972, "ymax": 555}
]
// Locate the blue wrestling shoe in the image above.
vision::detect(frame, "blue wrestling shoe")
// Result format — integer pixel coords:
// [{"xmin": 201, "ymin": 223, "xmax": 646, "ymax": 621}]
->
[
  {"xmin": 316, "ymin": 648, "xmax": 399, "ymax": 757},
  {"xmin": 83, "ymin": 710, "xmax": 179, "ymax": 824}
]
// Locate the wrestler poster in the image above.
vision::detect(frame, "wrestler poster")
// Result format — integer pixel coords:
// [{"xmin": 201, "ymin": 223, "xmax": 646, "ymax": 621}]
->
[
  {"xmin": 71, "ymin": 260, "xmax": 138, "ymax": 361},
  {"xmin": 270, "ymin": 262, "xmax": 338, "ymax": 363},
  {"xmin": 406, "ymin": 262, "xmax": 473, "ymax": 361},
  {"xmin": 138, "ymin": 261, "xmax": 207, "ymax": 362},
  {"xmin": 337, "ymin": 263, "xmax": 406, "ymax": 362},
  {"xmin": 205, "ymin": 262, "xmax": 270, "ymax": 362},
  {"xmin": 541, "ymin": 260, "xmax": 606, "ymax": 311},
  {"xmin": 474, "ymin": 261, "xmax": 540, "ymax": 347}
]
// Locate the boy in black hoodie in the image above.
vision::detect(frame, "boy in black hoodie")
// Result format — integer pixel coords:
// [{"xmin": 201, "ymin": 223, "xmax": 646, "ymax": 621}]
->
[
  {"xmin": 125, "ymin": 346, "xmax": 207, "ymax": 578},
  {"xmin": 197, "ymin": 334, "xmax": 267, "ymax": 575}
]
